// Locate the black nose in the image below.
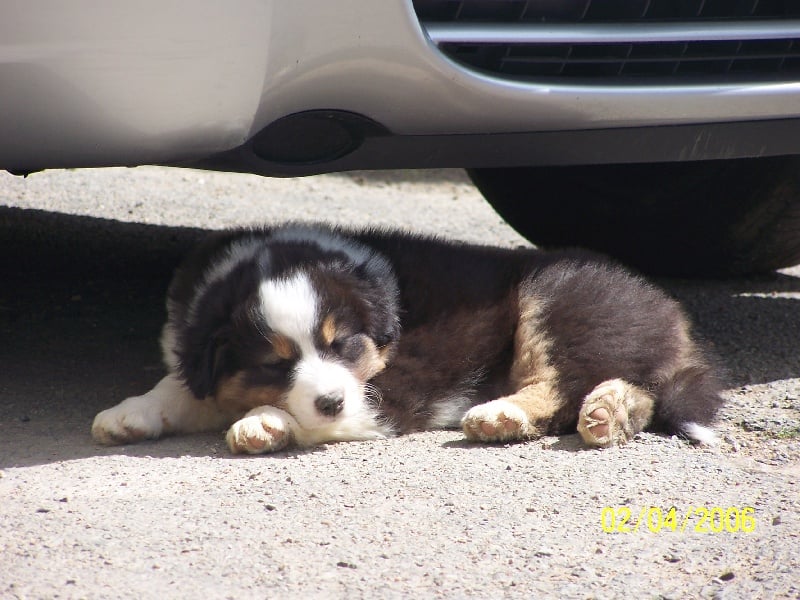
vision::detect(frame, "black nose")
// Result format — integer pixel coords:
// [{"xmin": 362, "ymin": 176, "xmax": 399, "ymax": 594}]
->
[{"xmin": 315, "ymin": 392, "xmax": 344, "ymax": 417}]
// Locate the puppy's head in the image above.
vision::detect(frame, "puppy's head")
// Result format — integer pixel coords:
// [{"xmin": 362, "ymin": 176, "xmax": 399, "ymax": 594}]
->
[{"xmin": 176, "ymin": 226, "xmax": 399, "ymax": 431}]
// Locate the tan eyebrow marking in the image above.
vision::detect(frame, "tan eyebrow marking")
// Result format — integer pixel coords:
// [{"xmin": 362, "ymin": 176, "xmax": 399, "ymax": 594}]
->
[
  {"xmin": 321, "ymin": 314, "xmax": 337, "ymax": 347},
  {"xmin": 271, "ymin": 334, "xmax": 296, "ymax": 361}
]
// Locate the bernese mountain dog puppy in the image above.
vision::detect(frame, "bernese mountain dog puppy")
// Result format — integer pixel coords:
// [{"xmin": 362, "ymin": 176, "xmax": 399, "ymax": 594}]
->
[{"xmin": 92, "ymin": 224, "xmax": 724, "ymax": 453}]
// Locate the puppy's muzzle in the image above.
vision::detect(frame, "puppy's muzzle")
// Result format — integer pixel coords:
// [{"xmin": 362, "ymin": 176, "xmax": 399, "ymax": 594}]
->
[{"xmin": 315, "ymin": 391, "xmax": 344, "ymax": 417}]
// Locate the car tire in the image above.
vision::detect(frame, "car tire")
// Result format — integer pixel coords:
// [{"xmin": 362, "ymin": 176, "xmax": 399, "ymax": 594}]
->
[{"xmin": 469, "ymin": 156, "xmax": 800, "ymax": 277}]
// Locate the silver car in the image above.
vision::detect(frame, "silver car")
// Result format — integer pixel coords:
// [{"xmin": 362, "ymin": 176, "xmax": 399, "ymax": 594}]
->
[{"xmin": 2, "ymin": 0, "xmax": 800, "ymax": 275}]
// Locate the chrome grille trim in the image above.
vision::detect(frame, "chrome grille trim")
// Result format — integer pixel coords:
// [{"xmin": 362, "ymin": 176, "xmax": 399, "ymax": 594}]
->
[
  {"xmin": 414, "ymin": 0, "xmax": 800, "ymax": 23},
  {"xmin": 425, "ymin": 20, "xmax": 800, "ymax": 45}
]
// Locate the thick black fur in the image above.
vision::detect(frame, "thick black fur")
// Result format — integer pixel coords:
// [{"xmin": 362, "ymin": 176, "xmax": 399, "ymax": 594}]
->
[{"xmin": 348, "ymin": 230, "xmax": 724, "ymax": 436}]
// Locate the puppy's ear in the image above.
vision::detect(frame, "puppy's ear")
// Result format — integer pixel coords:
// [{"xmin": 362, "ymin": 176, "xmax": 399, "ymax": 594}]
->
[
  {"xmin": 354, "ymin": 254, "xmax": 401, "ymax": 350},
  {"xmin": 173, "ymin": 262, "xmax": 259, "ymax": 399},
  {"xmin": 177, "ymin": 326, "xmax": 231, "ymax": 400},
  {"xmin": 373, "ymin": 314, "xmax": 400, "ymax": 350}
]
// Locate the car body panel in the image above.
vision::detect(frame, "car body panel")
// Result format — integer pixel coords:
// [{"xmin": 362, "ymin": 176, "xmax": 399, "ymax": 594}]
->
[{"xmin": 1, "ymin": 0, "xmax": 799, "ymax": 174}]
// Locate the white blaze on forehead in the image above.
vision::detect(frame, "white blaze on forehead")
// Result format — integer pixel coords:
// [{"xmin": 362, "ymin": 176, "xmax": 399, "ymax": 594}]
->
[{"xmin": 258, "ymin": 271, "xmax": 318, "ymax": 353}]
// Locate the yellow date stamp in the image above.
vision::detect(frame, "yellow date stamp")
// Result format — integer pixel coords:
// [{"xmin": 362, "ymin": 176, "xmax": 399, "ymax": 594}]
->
[{"xmin": 601, "ymin": 506, "xmax": 756, "ymax": 534}]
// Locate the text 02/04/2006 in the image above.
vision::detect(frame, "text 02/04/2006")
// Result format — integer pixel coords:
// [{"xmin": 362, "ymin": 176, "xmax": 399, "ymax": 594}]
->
[{"xmin": 601, "ymin": 506, "xmax": 756, "ymax": 534}]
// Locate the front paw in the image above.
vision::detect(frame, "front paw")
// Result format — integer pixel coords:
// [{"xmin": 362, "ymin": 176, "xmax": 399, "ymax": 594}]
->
[
  {"xmin": 226, "ymin": 407, "xmax": 293, "ymax": 454},
  {"xmin": 92, "ymin": 397, "xmax": 163, "ymax": 445},
  {"xmin": 462, "ymin": 400, "xmax": 532, "ymax": 443}
]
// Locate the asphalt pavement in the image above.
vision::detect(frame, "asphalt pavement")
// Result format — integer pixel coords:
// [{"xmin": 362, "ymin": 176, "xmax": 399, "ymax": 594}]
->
[{"xmin": 1, "ymin": 167, "xmax": 798, "ymax": 599}]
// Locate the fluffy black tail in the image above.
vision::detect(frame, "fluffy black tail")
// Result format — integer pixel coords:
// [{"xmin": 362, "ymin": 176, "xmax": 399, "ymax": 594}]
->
[{"xmin": 652, "ymin": 364, "xmax": 726, "ymax": 444}]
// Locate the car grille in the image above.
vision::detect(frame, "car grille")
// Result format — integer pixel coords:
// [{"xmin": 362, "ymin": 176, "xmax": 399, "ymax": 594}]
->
[{"xmin": 414, "ymin": 0, "xmax": 800, "ymax": 84}]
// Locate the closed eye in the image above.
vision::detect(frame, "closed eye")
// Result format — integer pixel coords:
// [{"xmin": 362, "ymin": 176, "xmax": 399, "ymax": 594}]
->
[
  {"xmin": 245, "ymin": 357, "xmax": 293, "ymax": 386},
  {"xmin": 330, "ymin": 338, "xmax": 346, "ymax": 353},
  {"xmin": 259, "ymin": 353, "xmax": 293, "ymax": 370},
  {"xmin": 329, "ymin": 334, "xmax": 367, "ymax": 362}
]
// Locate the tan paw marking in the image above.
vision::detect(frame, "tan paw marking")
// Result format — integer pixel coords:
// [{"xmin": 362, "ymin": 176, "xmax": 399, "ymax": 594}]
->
[
  {"xmin": 577, "ymin": 380, "xmax": 635, "ymax": 448},
  {"xmin": 226, "ymin": 411, "xmax": 291, "ymax": 454},
  {"xmin": 462, "ymin": 400, "xmax": 531, "ymax": 443}
]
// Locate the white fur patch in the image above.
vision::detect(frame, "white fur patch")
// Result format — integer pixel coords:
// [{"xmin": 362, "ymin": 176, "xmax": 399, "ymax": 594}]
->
[
  {"xmin": 258, "ymin": 272, "xmax": 318, "ymax": 355},
  {"xmin": 287, "ymin": 356, "xmax": 361, "ymax": 429},
  {"xmin": 159, "ymin": 322, "xmax": 180, "ymax": 371},
  {"xmin": 681, "ymin": 422, "xmax": 719, "ymax": 446},
  {"xmin": 294, "ymin": 415, "xmax": 389, "ymax": 446},
  {"xmin": 429, "ymin": 396, "xmax": 473, "ymax": 429}
]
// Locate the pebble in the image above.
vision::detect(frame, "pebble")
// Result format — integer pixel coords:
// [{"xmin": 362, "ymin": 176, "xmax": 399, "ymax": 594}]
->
[{"xmin": 724, "ymin": 436, "xmax": 739, "ymax": 451}]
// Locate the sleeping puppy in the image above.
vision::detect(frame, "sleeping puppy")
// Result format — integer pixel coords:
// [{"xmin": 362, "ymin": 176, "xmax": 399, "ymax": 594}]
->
[{"xmin": 92, "ymin": 224, "xmax": 724, "ymax": 453}]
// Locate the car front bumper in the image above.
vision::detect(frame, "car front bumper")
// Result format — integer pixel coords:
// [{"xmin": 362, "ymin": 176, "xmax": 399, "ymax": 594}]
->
[{"xmin": 2, "ymin": 0, "xmax": 799, "ymax": 174}]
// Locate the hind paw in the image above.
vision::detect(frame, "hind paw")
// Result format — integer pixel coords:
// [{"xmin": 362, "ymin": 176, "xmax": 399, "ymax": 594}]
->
[{"xmin": 577, "ymin": 380, "xmax": 636, "ymax": 448}]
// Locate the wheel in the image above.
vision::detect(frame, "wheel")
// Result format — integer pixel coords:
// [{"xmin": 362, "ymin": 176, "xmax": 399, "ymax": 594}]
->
[{"xmin": 469, "ymin": 156, "xmax": 800, "ymax": 277}]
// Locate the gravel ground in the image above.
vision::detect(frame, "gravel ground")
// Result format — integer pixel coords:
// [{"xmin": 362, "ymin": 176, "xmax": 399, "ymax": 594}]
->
[{"xmin": 1, "ymin": 167, "xmax": 798, "ymax": 599}]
